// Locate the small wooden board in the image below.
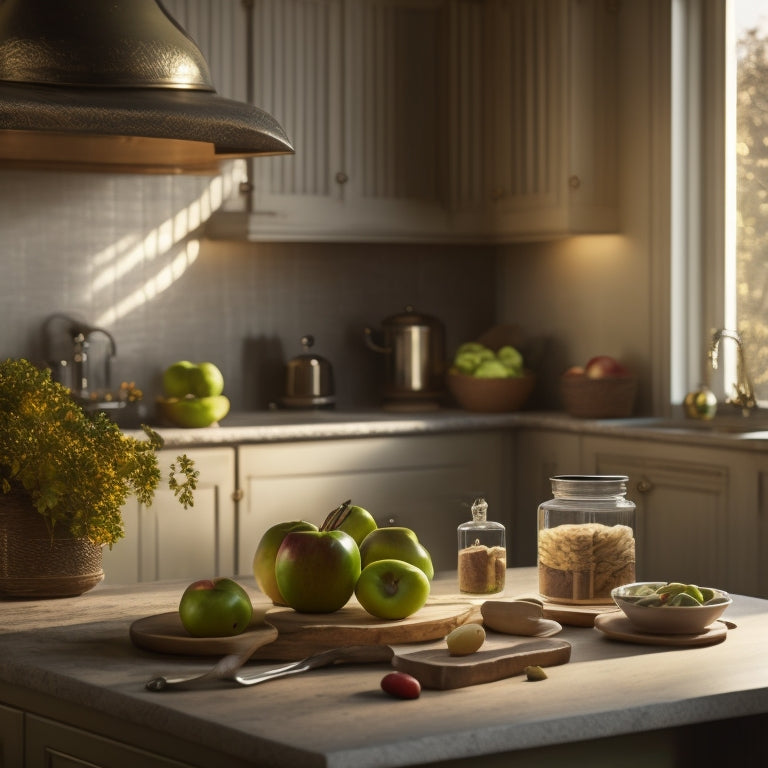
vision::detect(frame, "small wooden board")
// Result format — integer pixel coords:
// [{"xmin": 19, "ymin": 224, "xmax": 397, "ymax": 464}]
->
[
  {"xmin": 393, "ymin": 639, "xmax": 572, "ymax": 689},
  {"xmin": 543, "ymin": 602, "xmax": 620, "ymax": 628},
  {"xmin": 486, "ymin": 595, "xmax": 620, "ymax": 627},
  {"xmin": 130, "ymin": 601, "xmax": 476, "ymax": 660},
  {"xmin": 594, "ymin": 613, "xmax": 728, "ymax": 647}
]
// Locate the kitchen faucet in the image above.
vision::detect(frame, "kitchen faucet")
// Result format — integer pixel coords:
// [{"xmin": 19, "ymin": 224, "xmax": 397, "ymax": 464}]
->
[
  {"xmin": 709, "ymin": 329, "xmax": 757, "ymax": 415},
  {"xmin": 43, "ymin": 314, "xmax": 117, "ymax": 399}
]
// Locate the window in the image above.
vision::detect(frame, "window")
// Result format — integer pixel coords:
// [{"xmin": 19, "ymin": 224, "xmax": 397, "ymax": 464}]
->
[
  {"xmin": 733, "ymin": 1, "xmax": 768, "ymax": 404},
  {"xmin": 672, "ymin": 1, "xmax": 768, "ymax": 410}
]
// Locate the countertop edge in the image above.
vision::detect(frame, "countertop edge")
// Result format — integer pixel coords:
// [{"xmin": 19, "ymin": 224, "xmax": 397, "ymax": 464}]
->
[{"xmin": 129, "ymin": 410, "xmax": 768, "ymax": 453}]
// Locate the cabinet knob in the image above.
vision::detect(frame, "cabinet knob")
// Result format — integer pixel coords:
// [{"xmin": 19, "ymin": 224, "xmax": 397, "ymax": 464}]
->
[
  {"xmin": 231, "ymin": 489, "xmax": 244, "ymax": 503},
  {"xmin": 636, "ymin": 478, "xmax": 653, "ymax": 494},
  {"xmin": 335, "ymin": 171, "xmax": 349, "ymax": 185},
  {"xmin": 568, "ymin": 175, "xmax": 581, "ymax": 190}
]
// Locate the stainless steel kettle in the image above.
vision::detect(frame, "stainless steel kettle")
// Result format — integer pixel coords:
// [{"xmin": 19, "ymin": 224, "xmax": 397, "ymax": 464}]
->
[
  {"xmin": 364, "ymin": 306, "xmax": 446, "ymax": 405},
  {"xmin": 283, "ymin": 335, "xmax": 335, "ymax": 409}
]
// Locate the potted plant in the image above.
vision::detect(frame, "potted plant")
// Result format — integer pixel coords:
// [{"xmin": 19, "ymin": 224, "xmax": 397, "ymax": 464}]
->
[{"xmin": 0, "ymin": 357, "xmax": 198, "ymax": 598}]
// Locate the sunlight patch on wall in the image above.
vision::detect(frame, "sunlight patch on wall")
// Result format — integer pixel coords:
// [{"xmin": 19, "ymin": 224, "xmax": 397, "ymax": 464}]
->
[{"xmin": 92, "ymin": 161, "xmax": 244, "ymax": 327}]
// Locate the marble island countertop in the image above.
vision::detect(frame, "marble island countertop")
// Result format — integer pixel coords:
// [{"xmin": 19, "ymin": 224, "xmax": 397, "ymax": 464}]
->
[
  {"xmin": 132, "ymin": 408, "xmax": 768, "ymax": 452},
  {"xmin": 2, "ymin": 569, "xmax": 767, "ymax": 768}
]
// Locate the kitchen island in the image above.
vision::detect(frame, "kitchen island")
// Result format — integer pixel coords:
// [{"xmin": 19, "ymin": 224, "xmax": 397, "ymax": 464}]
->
[{"xmin": 1, "ymin": 569, "xmax": 766, "ymax": 767}]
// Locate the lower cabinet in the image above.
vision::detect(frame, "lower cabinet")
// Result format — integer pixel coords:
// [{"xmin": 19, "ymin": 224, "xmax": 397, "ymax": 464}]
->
[
  {"xmin": 237, "ymin": 432, "xmax": 511, "ymax": 575},
  {"xmin": 102, "ymin": 448, "xmax": 237, "ymax": 585},
  {"xmin": 102, "ymin": 433, "xmax": 509, "ymax": 584},
  {"xmin": 581, "ymin": 436, "xmax": 761, "ymax": 597},
  {"xmin": 25, "ymin": 715, "xmax": 194, "ymax": 768},
  {"xmin": 0, "ymin": 703, "xmax": 23, "ymax": 767},
  {"xmin": 512, "ymin": 428, "xmax": 584, "ymax": 566}
]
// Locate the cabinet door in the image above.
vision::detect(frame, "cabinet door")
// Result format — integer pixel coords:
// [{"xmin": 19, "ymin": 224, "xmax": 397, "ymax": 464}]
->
[
  {"xmin": 246, "ymin": 0, "xmax": 345, "ymax": 236},
  {"xmin": 161, "ymin": 0, "xmax": 249, "ymax": 210},
  {"xmin": 485, "ymin": 0, "xmax": 618, "ymax": 239},
  {"xmin": 237, "ymin": 432, "xmax": 509, "ymax": 575},
  {"xmin": 0, "ymin": 703, "xmax": 23, "ymax": 768},
  {"xmin": 583, "ymin": 437, "xmax": 731, "ymax": 589},
  {"xmin": 512, "ymin": 429, "xmax": 583, "ymax": 566},
  {"xmin": 102, "ymin": 448, "xmax": 236, "ymax": 584},
  {"xmin": 161, "ymin": 0, "xmax": 247, "ymax": 101},
  {"xmin": 26, "ymin": 715, "xmax": 196, "ymax": 768},
  {"xmin": 243, "ymin": 0, "xmax": 454, "ymax": 241}
]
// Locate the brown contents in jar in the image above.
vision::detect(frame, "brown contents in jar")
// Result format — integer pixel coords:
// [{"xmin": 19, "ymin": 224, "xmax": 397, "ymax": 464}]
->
[
  {"xmin": 538, "ymin": 522, "xmax": 635, "ymax": 604},
  {"xmin": 458, "ymin": 542, "xmax": 506, "ymax": 594}
]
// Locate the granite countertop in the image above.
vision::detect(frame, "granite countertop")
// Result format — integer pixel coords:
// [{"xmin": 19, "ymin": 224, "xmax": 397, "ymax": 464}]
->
[
  {"xmin": 132, "ymin": 408, "xmax": 768, "ymax": 452},
  {"xmin": 2, "ymin": 569, "xmax": 767, "ymax": 767}
]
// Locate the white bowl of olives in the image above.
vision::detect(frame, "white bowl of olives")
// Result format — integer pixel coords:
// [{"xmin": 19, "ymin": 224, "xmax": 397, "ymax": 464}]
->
[{"xmin": 611, "ymin": 582, "xmax": 732, "ymax": 635}]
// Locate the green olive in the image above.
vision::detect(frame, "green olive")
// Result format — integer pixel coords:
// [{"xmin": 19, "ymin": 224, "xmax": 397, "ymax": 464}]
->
[{"xmin": 524, "ymin": 665, "xmax": 548, "ymax": 681}]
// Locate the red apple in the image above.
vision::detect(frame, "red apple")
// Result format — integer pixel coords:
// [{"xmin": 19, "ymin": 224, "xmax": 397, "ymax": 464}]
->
[
  {"xmin": 274, "ymin": 529, "xmax": 361, "ymax": 613},
  {"xmin": 252, "ymin": 520, "xmax": 319, "ymax": 604},
  {"xmin": 178, "ymin": 577, "xmax": 253, "ymax": 637},
  {"xmin": 584, "ymin": 355, "xmax": 628, "ymax": 379}
]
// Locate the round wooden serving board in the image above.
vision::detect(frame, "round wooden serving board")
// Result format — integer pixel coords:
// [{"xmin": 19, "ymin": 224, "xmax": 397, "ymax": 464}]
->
[
  {"xmin": 129, "ymin": 612, "xmax": 279, "ymax": 657},
  {"xmin": 594, "ymin": 613, "xmax": 728, "ymax": 647},
  {"xmin": 130, "ymin": 600, "xmax": 476, "ymax": 660}
]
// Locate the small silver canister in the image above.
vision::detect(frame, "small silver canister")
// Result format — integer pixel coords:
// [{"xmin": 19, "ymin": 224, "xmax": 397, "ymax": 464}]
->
[{"xmin": 282, "ymin": 335, "xmax": 335, "ymax": 409}]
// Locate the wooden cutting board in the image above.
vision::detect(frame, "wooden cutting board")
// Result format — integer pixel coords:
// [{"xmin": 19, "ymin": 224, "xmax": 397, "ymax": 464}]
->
[
  {"xmin": 393, "ymin": 638, "xmax": 572, "ymax": 689},
  {"xmin": 130, "ymin": 600, "xmax": 476, "ymax": 660}
]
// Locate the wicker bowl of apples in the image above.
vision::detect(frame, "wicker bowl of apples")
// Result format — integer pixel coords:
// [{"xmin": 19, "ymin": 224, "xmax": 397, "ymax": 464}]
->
[
  {"xmin": 560, "ymin": 356, "xmax": 637, "ymax": 419},
  {"xmin": 447, "ymin": 342, "xmax": 535, "ymax": 413}
]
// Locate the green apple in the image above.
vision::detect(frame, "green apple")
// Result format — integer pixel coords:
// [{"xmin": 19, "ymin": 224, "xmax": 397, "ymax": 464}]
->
[
  {"xmin": 253, "ymin": 520, "xmax": 319, "ymax": 604},
  {"xmin": 159, "ymin": 395, "xmax": 231, "ymax": 428},
  {"xmin": 355, "ymin": 559, "xmax": 430, "ymax": 620},
  {"xmin": 275, "ymin": 529, "xmax": 361, "ymax": 613},
  {"xmin": 190, "ymin": 362, "xmax": 225, "ymax": 397},
  {"xmin": 359, "ymin": 527, "xmax": 434, "ymax": 580},
  {"xmin": 178, "ymin": 577, "xmax": 253, "ymax": 637},
  {"xmin": 474, "ymin": 359, "xmax": 510, "ymax": 379},
  {"xmin": 497, "ymin": 345, "xmax": 523, "ymax": 376},
  {"xmin": 162, "ymin": 361, "xmax": 196, "ymax": 398},
  {"xmin": 321, "ymin": 500, "xmax": 377, "ymax": 546}
]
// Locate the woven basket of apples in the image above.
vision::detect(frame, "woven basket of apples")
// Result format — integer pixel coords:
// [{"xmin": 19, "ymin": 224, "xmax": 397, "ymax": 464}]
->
[
  {"xmin": 447, "ymin": 342, "xmax": 535, "ymax": 413},
  {"xmin": 560, "ymin": 356, "xmax": 637, "ymax": 419}
]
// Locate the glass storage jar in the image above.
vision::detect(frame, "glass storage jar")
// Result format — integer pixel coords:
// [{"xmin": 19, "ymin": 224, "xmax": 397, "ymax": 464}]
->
[
  {"xmin": 537, "ymin": 475, "xmax": 636, "ymax": 604},
  {"xmin": 457, "ymin": 498, "xmax": 506, "ymax": 594}
]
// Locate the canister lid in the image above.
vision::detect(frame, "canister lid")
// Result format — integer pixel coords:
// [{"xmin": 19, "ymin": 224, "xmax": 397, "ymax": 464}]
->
[{"xmin": 382, "ymin": 305, "xmax": 444, "ymax": 329}]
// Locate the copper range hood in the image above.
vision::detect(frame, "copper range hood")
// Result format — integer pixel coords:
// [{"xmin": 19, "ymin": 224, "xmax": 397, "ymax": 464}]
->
[{"xmin": 0, "ymin": 0, "xmax": 293, "ymax": 173}]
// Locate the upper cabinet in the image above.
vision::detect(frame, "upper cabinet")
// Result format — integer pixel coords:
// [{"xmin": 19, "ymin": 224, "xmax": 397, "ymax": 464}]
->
[
  {"xmin": 482, "ymin": 0, "xmax": 619, "ymax": 239},
  {"xmin": 204, "ymin": 0, "xmax": 620, "ymax": 243}
]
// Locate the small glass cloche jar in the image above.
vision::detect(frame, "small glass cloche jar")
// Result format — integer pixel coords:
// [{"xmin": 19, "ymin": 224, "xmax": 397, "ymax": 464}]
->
[{"xmin": 457, "ymin": 498, "xmax": 506, "ymax": 594}]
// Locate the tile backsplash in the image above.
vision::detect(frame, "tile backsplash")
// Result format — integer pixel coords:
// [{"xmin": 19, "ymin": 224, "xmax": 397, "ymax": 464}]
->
[{"xmin": 0, "ymin": 168, "xmax": 497, "ymax": 412}]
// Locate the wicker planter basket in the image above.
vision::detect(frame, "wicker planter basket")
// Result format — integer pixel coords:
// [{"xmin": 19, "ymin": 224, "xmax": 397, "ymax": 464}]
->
[
  {"xmin": 0, "ymin": 492, "xmax": 103, "ymax": 598},
  {"xmin": 560, "ymin": 375, "xmax": 637, "ymax": 419}
]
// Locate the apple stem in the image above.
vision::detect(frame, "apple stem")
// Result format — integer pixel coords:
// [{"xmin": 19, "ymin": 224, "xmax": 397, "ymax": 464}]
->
[{"xmin": 320, "ymin": 499, "xmax": 352, "ymax": 531}]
